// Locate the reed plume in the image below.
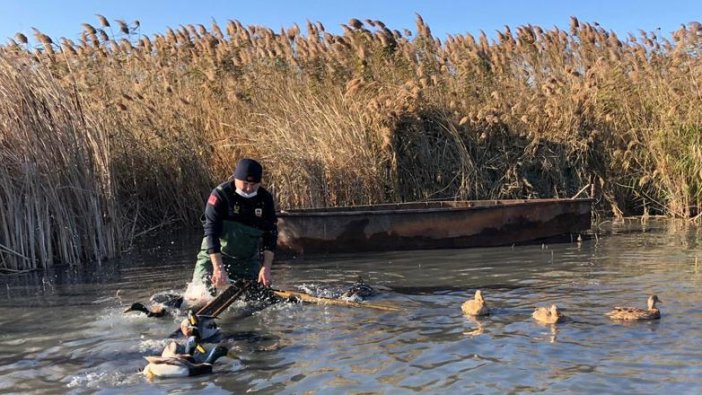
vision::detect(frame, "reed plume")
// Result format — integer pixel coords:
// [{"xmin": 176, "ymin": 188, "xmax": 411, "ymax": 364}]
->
[{"xmin": 2, "ymin": 14, "xmax": 701, "ymax": 269}]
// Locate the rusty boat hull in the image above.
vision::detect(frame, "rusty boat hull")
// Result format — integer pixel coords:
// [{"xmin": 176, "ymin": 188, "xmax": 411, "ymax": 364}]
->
[{"xmin": 276, "ymin": 198, "xmax": 592, "ymax": 255}]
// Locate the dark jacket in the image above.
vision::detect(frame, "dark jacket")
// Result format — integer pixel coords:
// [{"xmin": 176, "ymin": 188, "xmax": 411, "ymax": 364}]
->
[{"xmin": 203, "ymin": 182, "xmax": 277, "ymax": 254}]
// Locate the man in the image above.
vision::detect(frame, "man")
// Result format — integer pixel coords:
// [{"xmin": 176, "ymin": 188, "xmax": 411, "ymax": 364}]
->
[{"xmin": 191, "ymin": 158, "xmax": 278, "ymax": 294}]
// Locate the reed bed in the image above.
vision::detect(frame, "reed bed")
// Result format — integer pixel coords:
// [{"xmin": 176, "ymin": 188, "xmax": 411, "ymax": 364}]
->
[
  {"xmin": 0, "ymin": 56, "xmax": 119, "ymax": 270},
  {"xmin": 1, "ymin": 16, "xmax": 701, "ymax": 269}
]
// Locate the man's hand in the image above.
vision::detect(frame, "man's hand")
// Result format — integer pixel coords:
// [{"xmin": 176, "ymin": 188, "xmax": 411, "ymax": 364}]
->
[
  {"xmin": 258, "ymin": 265, "xmax": 271, "ymax": 286},
  {"xmin": 210, "ymin": 253, "xmax": 228, "ymax": 289},
  {"xmin": 258, "ymin": 250, "xmax": 274, "ymax": 286}
]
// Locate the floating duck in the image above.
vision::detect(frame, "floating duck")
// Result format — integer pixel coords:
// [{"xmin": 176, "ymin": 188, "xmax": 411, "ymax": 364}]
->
[
  {"xmin": 461, "ymin": 290, "xmax": 489, "ymax": 316},
  {"xmin": 606, "ymin": 294, "xmax": 661, "ymax": 321},
  {"xmin": 143, "ymin": 344, "xmax": 229, "ymax": 379},
  {"xmin": 532, "ymin": 304, "xmax": 565, "ymax": 324}
]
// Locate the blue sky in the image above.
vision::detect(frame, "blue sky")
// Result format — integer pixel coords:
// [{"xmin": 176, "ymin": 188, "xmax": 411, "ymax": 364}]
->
[{"xmin": 2, "ymin": 0, "xmax": 700, "ymax": 44}]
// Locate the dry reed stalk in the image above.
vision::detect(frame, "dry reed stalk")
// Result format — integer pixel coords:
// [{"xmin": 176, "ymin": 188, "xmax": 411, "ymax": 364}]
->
[
  {"xmin": 1, "ymin": 15, "xmax": 701, "ymax": 268},
  {"xmin": 0, "ymin": 57, "xmax": 121, "ymax": 269}
]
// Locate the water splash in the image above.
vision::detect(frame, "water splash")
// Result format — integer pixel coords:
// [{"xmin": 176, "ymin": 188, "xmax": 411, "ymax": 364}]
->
[
  {"xmin": 183, "ymin": 280, "xmax": 214, "ymax": 308},
  {"xmin": 66, "ymin": 369, "xmax": 140, "ymax": 389}
]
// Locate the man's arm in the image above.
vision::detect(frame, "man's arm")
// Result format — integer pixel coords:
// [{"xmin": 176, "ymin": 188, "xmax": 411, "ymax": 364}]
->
[
  {"xmin": 258, "ymin": 192, "xmax": 278, "ymax": 286},
  {"xmin": 203, "ymin": 189, "xmax": 229, "ymax": 288},
  {"xmin": 210, "ymin": 252, "xmax": 228, "ymax": 288},
  {"xmin": 258, "ymin": 250, "xmax": 274, "ymax": 286}
]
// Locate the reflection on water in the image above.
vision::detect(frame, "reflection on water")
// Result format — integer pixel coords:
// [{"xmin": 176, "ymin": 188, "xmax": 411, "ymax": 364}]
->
[{"xmin": 2, "ymin": 219, "xmax": 702, "ymax": 394}]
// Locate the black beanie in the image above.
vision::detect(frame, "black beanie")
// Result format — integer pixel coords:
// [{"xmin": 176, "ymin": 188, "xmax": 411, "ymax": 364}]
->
[{"xmin": 233, "ymin": 158, "xmax": 263, "ymax": 182}]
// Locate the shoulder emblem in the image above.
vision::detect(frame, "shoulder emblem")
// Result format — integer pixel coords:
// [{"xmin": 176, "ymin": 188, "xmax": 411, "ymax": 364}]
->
[{"xmin": 207, "ymin": 194, "xmax": 218, "ymax": 205}]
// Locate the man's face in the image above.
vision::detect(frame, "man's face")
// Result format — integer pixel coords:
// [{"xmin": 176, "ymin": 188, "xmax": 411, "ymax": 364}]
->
[{"xmin": 234, "ymin": 178, "xmax": 260, "ymax": 194}]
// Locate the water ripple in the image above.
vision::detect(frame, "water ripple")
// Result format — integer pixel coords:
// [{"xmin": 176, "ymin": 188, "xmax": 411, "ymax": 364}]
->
[{"xmin": 1, "ymin": 220, "xmax": 702, "ymax": 393}]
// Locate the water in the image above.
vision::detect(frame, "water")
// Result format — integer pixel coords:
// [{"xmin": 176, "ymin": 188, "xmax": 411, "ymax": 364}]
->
[{"xmin": 2, "ymin": 219, "xmax": 702, "ymax": 394}]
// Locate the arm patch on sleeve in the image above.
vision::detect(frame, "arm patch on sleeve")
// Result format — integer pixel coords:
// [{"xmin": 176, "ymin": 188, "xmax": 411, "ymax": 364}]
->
[{"xmin": 207, "ymin": 194, "xmax": 218, "ymax": 206}]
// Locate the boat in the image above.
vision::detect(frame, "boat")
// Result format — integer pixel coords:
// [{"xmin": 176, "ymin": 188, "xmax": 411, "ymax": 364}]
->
[{"xmin": 276, "ymin": 198, "xmax": 592, "ymax": 255}]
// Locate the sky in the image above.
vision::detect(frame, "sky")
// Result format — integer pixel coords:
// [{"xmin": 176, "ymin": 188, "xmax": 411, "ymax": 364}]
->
[{"xmin": 1, "ymin": 0, "xmax": 700, "ymax": 45}]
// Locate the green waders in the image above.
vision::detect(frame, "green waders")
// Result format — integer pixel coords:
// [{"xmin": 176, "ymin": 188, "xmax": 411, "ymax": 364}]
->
[{"xmin": 192, "ymin": 220, "xmax": 264, "ymax": 293}]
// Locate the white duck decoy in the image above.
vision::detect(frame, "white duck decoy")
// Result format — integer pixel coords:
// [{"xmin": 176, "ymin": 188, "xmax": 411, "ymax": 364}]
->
[{"xmin": 143, "ymin": 342, "xmax": 229, "ymax": 379}]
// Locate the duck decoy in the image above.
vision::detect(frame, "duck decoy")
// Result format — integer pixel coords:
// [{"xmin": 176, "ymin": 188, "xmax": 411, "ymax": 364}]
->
[
  {"xmin": 124, "ymin": 302, "xmax": 169, "ymax": 318},
  {"xmin": 143, "ymin": 344, "xmax": 229, "ymax": 379},
  {"xmin": 124, "ymin": 291, "xmax": 186, "ymax": 318},
  {"xmin": 606, "ymin": 294, "xmax": 661, "ymax": 321},
  {"xmin": 150, "ymin": 292, "xmax": 185, "ymax": 309},
  {"xmin": 532, "ymin": 304, "xmax": 565, "ymax": 324},
  {"xmin": 180, "ymin": 311, "xmax": 221, "ymax": 342},
  {"xmin": 340, "ymin": 277, "xmax": 377, "ymax": 300},
  {"xmin": 160, "ymin": 336, "xmax": 200, "ymax": 359},
  {"xmin": 461, "ymin": 290, "xmax": 489, "ymax": 316}
]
